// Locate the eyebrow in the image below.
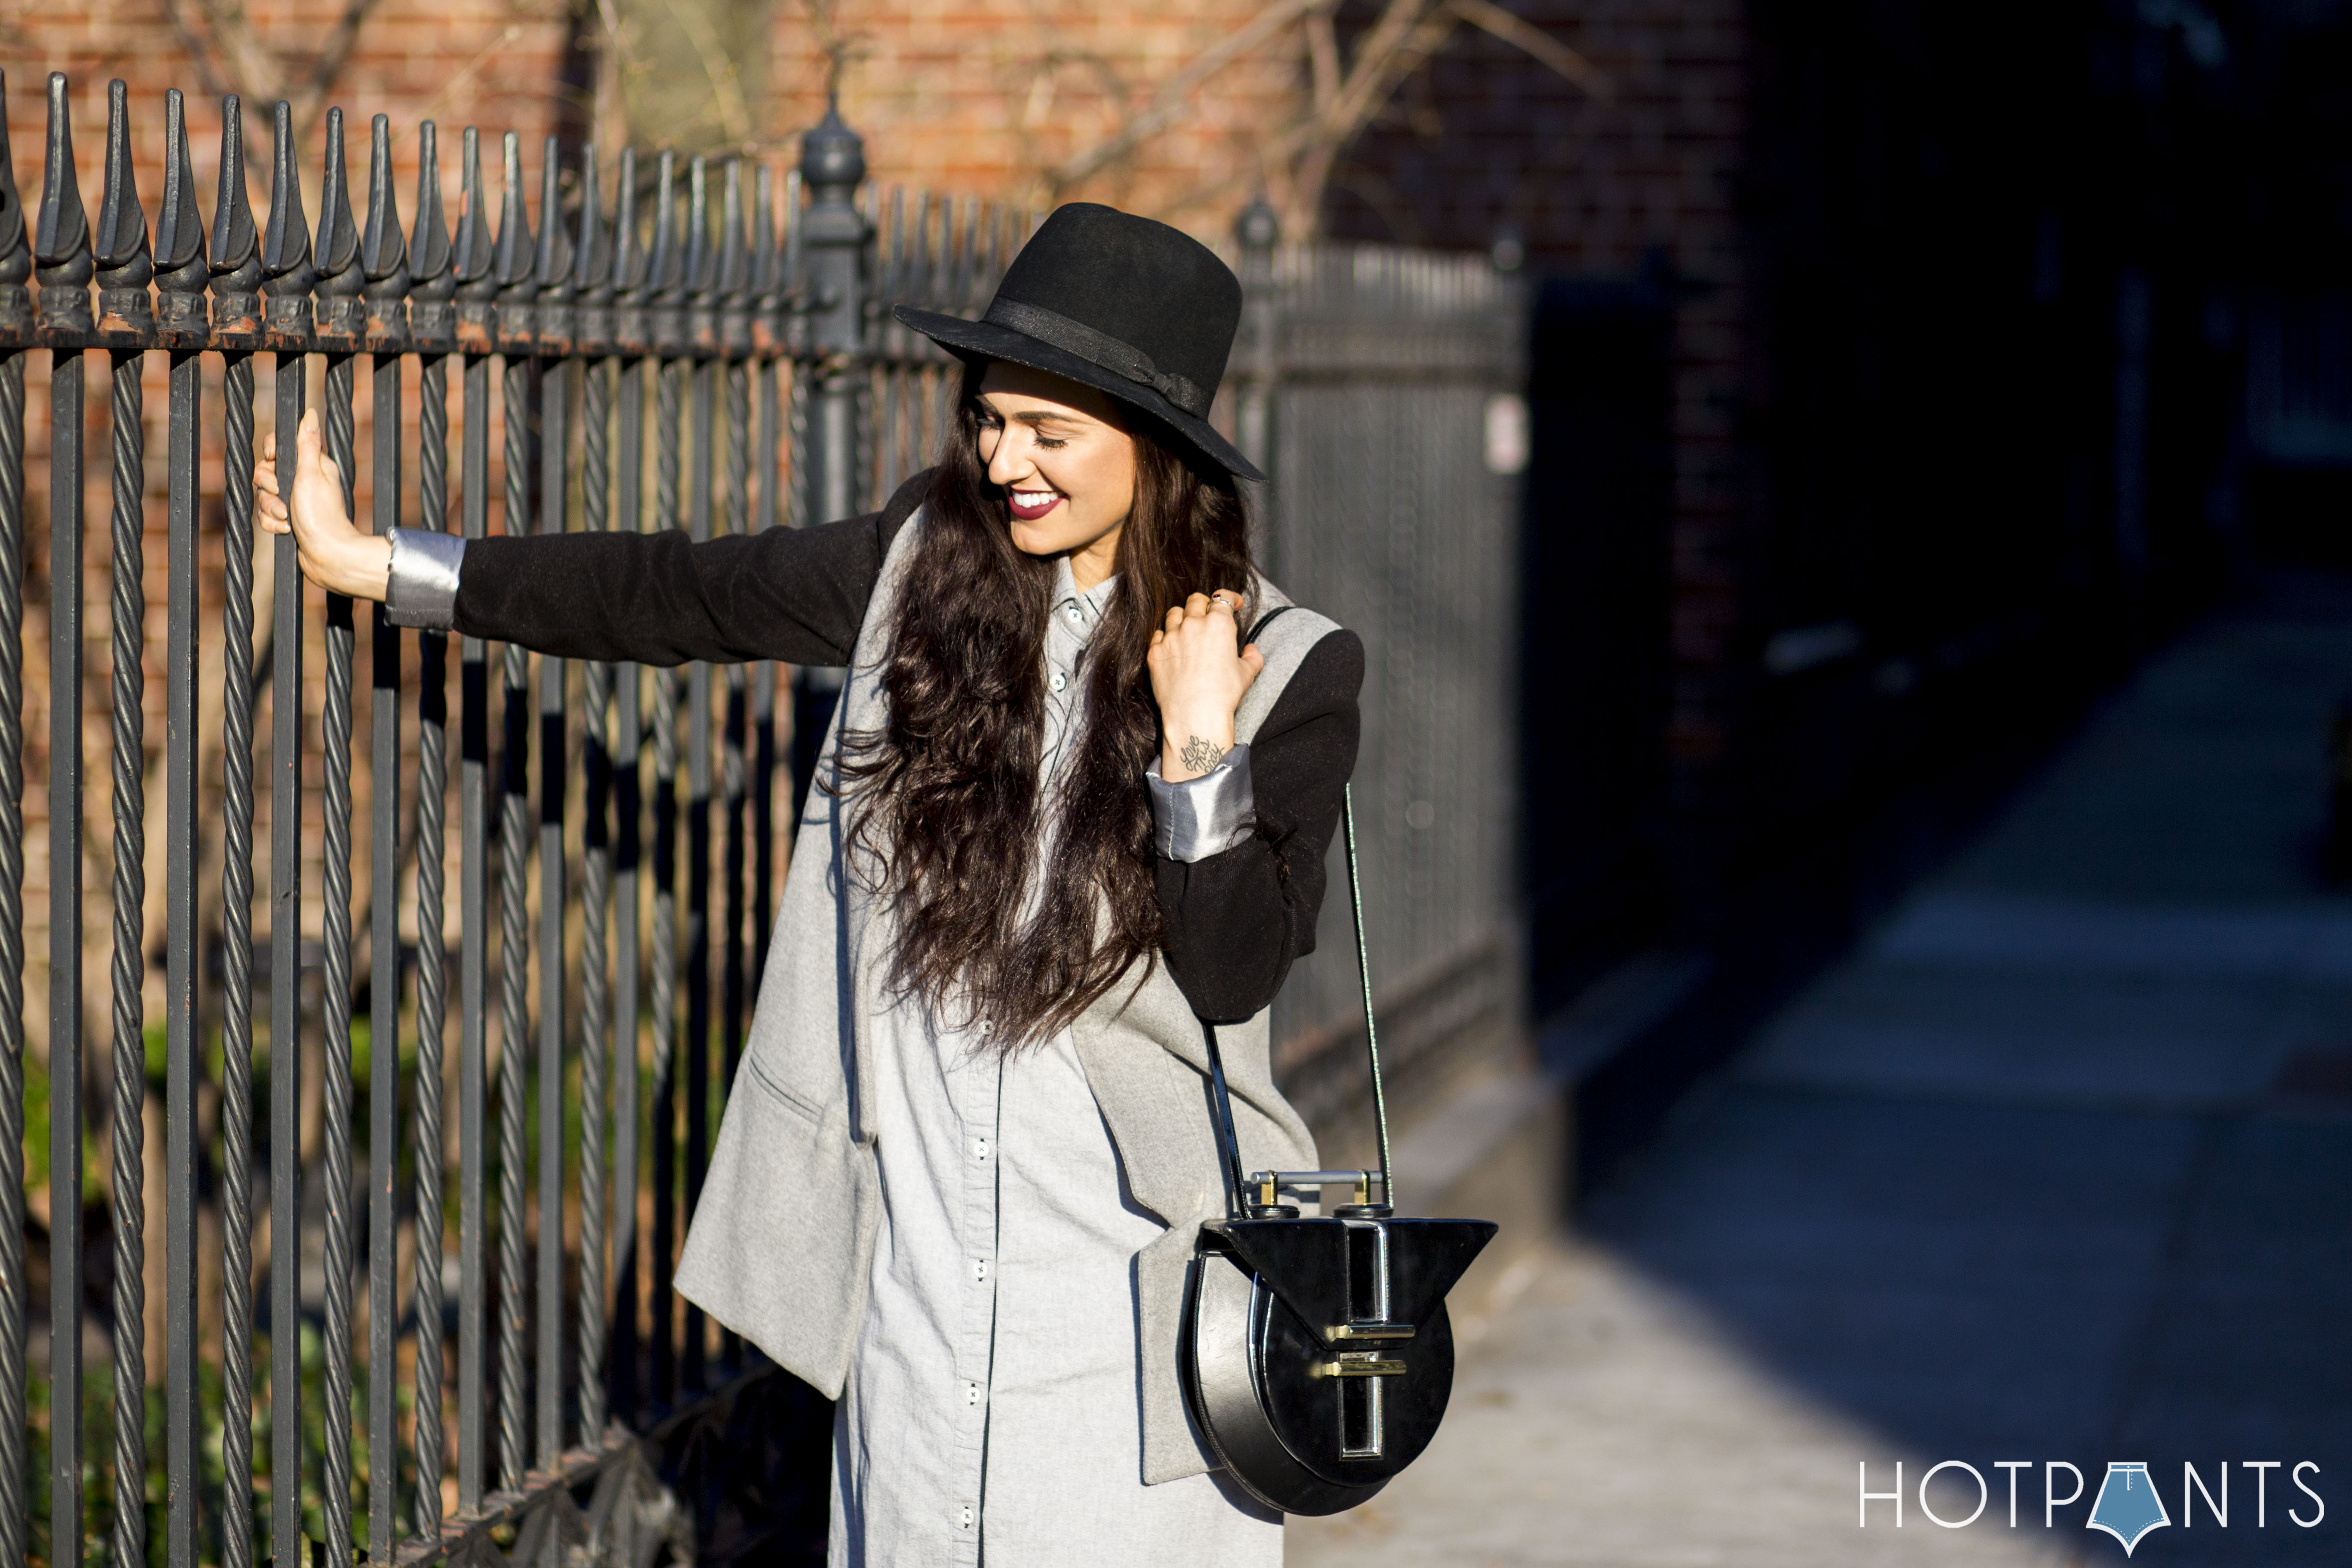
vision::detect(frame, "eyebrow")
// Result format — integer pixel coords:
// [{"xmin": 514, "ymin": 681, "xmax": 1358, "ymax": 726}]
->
[{"xmin": 979, "ymin": 401, "xmax": 1089, "ymax": 428}]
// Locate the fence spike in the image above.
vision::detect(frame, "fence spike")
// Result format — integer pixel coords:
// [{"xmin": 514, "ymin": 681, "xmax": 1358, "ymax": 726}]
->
[
  {"xmin": 153, "ymin": 90, "xmax": 209, "ymax": 346},
  {"xmin": 611, "ymin": 147, "xmax": 643, "ymax": 295},
  {"xmin": 0, "ymin": 74, "xmax": 28, "ymax": 346},
  {"xmin": 452, "ymin": 127, "xmax": 493, "ymax": 290},
  {"xmin": 361, "ymin": 113, "xmax": 407, "ymax": 283},
  {"xmin": 908, "ymin": 190, "xmax": 932, "ymax": 311},
  {"xmin": 686, "ymin": 156, "xmax": 713, "ymax": 300},
  {"xmin": 750, "ymin": 163, "xmax": 776, "ymax": 301},
  {"xmin": 576, "ymin": 145, "xmax": 610, "ymax": 298},
  {"xmin": 648, "ymin": 150, "xmax": 680, "ymax": 300},
  {"xmin": 0, "ymin": 72, "xmax": 23, "ymax": 277},
  {"xmin": 154, "ymin": 90, "xmax": 205, "ymax": 276},
  {"xmin": 315, "ymin": 107, "xmax": 359, "ymax": 281},
  {"xmin": 209, "ymin": 98, "xmax": 256, "ymax": 278},
  {"xmin": 312, "ymin": 108, "xmax": 362, "ymax": 346},
  {"xmin": 534, "ymin": 135, "xmax": 571, "ymax": 293},
  {"xmin": 35, "ymin": 74, "xmax": 89, "ymax": 278},
  {"xmin": 493, "ymin": 131, "xmax": 533, "ymax": 290},
  {"xmin": 34, "ymin": 73, "xmax": 92, "ymax": 340},
  {"xmin": 781, "ymin": 168, "xmax": 802, "ymax": 298},
  {"xmin": 720, "ymin": 159, "xmax": 749, "ymax": 304},
  {"xmin": 93, "ymin": 80, "xmax": 150, "ymax": 282},
  {"xmin": 260, "ymin": 100, "xmax": 311, "ymax": 290},
  {"xmin": 411, "ymin": 122, "xmax": 452, "ymax": 290}
]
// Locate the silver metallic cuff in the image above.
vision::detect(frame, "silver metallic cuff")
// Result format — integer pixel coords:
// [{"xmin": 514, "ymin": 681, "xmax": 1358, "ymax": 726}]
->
[
  {"xmin": 384, "ymin": 527, "xmax": 465, "ymax": 630},
  {"xmin": 1145, "ymin": 743, "xmax": 1256, "ymax": 863}
]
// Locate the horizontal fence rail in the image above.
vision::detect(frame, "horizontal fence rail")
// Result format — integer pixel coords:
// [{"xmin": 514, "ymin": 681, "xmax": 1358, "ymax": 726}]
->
[{"xmin": 0, "ymin": 65, "xmax": 1525, "ymax": 1568}]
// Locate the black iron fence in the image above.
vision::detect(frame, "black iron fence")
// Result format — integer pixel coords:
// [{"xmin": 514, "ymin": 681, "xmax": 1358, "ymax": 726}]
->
[{"xmin": 0, "ymin": 64, "xmax": 1526, "ymax": 1568}]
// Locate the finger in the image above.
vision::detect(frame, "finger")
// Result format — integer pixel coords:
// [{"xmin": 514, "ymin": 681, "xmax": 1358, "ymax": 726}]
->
[
  {"xmin": 1240, "ymin": 644, "xmax": 1266, "ymax": 680},
  {"xmin": 1183, "ymin": 592, "xmax": 1212, "ymax": 622},
  {"xmin": 1204, "ymin": 590, "xmax": 1239, "ymax": 618},
  {"xmin": 261, "ymin": 431, "xmax": 276, "ymax": 463},
  {"xmin": 1164, "ymin": 604, "xmax": 1187, "ymax": 634}
]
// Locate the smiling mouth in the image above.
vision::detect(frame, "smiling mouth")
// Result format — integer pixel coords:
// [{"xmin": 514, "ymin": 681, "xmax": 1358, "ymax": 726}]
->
[{"xmin": 1007, "ymin": 488, "xmax": 1063, "ymax": 521}]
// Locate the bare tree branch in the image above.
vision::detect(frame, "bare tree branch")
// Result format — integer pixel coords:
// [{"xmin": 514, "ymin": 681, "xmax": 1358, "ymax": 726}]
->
[
  {"xmin": 1050, "ymin": 0, "xmax": 1329, "ymax": 192},
  {"xmin": 1446, "ymin": 0, "xmax": 1611, "ymax": 101}
]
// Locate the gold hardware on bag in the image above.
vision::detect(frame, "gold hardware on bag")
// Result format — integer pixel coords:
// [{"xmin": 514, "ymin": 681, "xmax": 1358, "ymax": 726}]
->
[
  {"xmin": 1314, "ymin": 1353, "xmax": 1408, "ymax": 1378},
  {"xmin": 1328, "ymin": 1323, "xmax": 1415, "ymax": 1341}
]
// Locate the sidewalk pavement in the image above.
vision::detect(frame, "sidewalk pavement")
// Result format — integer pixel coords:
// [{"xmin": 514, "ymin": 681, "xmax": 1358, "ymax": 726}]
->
[{"xmin": 1290, "ymin": 577, "xmax": 2352, "ymax": 1566}]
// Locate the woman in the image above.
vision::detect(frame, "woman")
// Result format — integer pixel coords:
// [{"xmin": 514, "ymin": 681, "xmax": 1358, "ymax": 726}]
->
[{"xmin": 257, "ymin": 202, "xmax": 1363, "ymax": 1565}]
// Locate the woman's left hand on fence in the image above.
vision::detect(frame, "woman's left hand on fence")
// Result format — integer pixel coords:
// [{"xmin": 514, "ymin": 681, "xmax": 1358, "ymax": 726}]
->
[
  {"xmin": 1149, "ymin": 590, "xmax": 1264, "ymax": 781},
  {"xmin": 254, "ymin": 409, "xmax": 396, "ymax": 600}
]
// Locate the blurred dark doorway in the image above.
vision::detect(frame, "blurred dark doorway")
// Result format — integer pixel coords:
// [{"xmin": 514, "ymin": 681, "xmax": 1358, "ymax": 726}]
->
[{"xmin": 1519, "ymin": 272, "xmax": 1676, "ymax": 1016}]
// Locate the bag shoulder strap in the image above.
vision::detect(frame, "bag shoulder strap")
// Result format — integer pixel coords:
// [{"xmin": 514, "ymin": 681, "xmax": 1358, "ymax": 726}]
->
[{"xmin": 1201, "ymin": 785, "xmax": 1391, "ymax": 1217}]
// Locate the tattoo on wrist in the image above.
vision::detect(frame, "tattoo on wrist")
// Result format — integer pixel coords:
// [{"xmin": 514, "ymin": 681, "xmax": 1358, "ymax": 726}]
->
[{"xmin": 1180, "ymin": 735, "xmax": 1227, "ymax": 774}]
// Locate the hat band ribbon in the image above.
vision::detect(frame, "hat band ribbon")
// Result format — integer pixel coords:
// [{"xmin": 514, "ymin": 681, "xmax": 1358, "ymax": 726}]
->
[{"xmin": 983, "ymin": 298, "xmax": 1212, "ymax": 417}]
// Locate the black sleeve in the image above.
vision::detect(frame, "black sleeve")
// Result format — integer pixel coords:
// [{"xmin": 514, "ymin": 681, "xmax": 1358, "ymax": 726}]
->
[
  {"xmin": 1155, "ymin": 630, "xmax": 1365, "ymax": 1024},
  {"xmin": 451, "ymin": 468, "xmax": 934, "ymax": 666}
]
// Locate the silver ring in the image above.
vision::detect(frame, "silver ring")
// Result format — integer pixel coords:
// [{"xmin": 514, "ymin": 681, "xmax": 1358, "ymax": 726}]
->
[{"xmin": 1209, "ymin": 593, "xmax": 1231, "ymax": 611}]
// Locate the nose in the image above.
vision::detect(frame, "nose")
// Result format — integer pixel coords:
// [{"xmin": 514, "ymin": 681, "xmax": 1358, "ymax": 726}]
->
[{"xmin": 986, "ymin": 425, "xmax": 1036, "ymax": 489}]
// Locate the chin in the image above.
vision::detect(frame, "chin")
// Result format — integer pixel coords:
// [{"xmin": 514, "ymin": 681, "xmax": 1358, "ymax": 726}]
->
[{"xmin": 1008, "ymin": 520, "xmax": 1083, "ymax": 557}]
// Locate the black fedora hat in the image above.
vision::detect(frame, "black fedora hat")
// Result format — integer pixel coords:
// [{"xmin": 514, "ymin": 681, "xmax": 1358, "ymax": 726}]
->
[{"xmin": 893, "ymin": 203, "xmax": 1265, "ymax": 483}]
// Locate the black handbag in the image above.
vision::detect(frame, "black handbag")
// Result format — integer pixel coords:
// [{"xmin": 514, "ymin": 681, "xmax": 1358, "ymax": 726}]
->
[{"xmin": 1179, "ymin": 785, "xmax": 1497, "ymax": 1516}]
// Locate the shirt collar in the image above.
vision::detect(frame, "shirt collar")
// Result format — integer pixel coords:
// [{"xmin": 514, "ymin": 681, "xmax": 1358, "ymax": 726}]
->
[{"xmin": 1051, "ymin": 555, "xmax": 1120, "ymax": 629}]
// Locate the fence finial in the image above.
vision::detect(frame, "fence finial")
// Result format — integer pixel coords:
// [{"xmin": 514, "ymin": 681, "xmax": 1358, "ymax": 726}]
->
[
  {"xmin": 534, "ymin": 136, "xmax": 572, "ymax": 293},
  {"xmin": 493, "ymin": 131, "xmax": 534, "ymax": 349},
  {"xmin": 648, "ymin": 150, "xmax": 682, "ymax": 353},
  {"xmin": 411, "ymin": 122, "xmax": 451, "ymax": 290},
  {"xmin": 209, "ymin": 97, "xmax": 261, "ymax": 346},
  {"xmin": 0, "ymin": 73, "xmax": 32, "ymax": 345},
  {"xmin": 361, "ymin": 113, "xmax": 409, "ymax": 350},
  {"xmin": 361, "ymin": 114, "xmax": 408, "ymax": 286},
  {"xmin": 313, "ymin": 107, "xmax": 363, "ymax": 347},
  {"xmin": 720, "ymin": 160, "xmax": 749, "ymax": 304},
  {"xmin": 261, "ymin": 101, "xmax": 312, "ymax": 290},
  {"xmin": 686, "ymin": 156, "xmax": 713, "ymax": 300},
  {"xmin": 573, "ymin": 144, "xmax": 611, "ymax": 352},
  {"xmin": 35, "ymin": 73, "xmax": 94, "ymax": 337},
  {"xmin": 154, "ymin": 89, "xmax": 210, "ymax": 345},
  {"xmin": 611, "ymin": 147, "xmax": 643, "ymax": 297},
  {"xmin": 575, "ymin": 146, "xmax": 610, "ymax": 300},
  {"xmin": 93, "ymin": 80, "xmax": 152, "ymax": 293},
  {"xmin": 408, "ymin": 122, "xmax": 454, "ymax": 350},
  {"xmin": 533, "ymin": 135, "xmax": 573, "ymax": 351},
  {"xmin": 451, "ymin": 126, "xmax": 495, "ymax": 350},
  {"xmin": 648, "ymin": 151, "xmax": 680, "ymax": 300},
  {"xmin": 750, "ymin": 162, "xmax": 780, "ymax": 352}
]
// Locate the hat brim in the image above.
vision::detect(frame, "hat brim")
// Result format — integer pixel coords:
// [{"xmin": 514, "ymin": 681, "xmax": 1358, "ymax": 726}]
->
[{"xmin": 893, "ymin": 305, "xmax": 1266, "ymax": 484}]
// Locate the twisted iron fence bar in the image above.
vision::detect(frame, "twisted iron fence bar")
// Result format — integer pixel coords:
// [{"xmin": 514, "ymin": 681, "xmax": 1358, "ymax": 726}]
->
[
  {"xmin": 36, "ymin": 66, "xmax": 93, "ymax": 1568},
  {"xmin": 317, "ymin": 104, "xmax": 365, "ymax": 1568},
  {"xmin": 606, "ymin": 145, "xmax": 648, "ymax": 1429},
  {"xmin": 0, "ymin": 88, "xmax": 26, "ymax": 1568},
  {"xmin": 360, "ymin": 107, "xmax": 409, "ymax": 1568},
  {"xmin": 0, "ymin": 67, "xmax": 1047, "ymax": 1568},
  {"xmin": 453, "ymin": 119, "xmax": 494, "ymax": 1522},
  {"xmin": 96, "ymin": 69, "xmax": 155, "ymax": 1568},
  {"xmin": 529, "ymin": 135, "xmax": 573, "ymax": 1476},
  {"xmin": 155, "ymin": 84, "xmax": 207, "ymax": 1568},
  {"xmin": 212, "ymin": 90, "xmax": 261, "ymax": 1568}
]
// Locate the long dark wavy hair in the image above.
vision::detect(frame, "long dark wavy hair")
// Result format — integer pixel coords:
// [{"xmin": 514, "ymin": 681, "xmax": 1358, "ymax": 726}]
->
[{"xmin": 837, "ymin": 365, "xmax": 1256, "ymax": 1050}]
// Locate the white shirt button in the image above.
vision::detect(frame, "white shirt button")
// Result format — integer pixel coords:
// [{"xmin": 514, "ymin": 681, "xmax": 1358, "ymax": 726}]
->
[
  {"xmin": 1049, "ymin": 669, "xmax": 1067, "ymax": 693},
  {"xmin": 959, "ymin": 1504, "xmax": 975, "ymax": 1529},
  {"xmin": 1067, "ymin": 605, "xmax": 1084, "ymax": 622},
  {"xmin": 973, "ymin": 1137, "xmax": 989, "ymax": 1161},
  {"xmin": 973, "ymin": 1259, "xmax": 990, "ymax": 1283},
  {"xmin": 965, "ymin": 1380, "xmax": 982, "ymax": 1406}
]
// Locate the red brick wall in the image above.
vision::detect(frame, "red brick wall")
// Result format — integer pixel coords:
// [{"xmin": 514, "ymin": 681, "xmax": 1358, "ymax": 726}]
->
[{"xmin": 1324, "ymin": 0, "xmax": 1749, "ymax": 779}]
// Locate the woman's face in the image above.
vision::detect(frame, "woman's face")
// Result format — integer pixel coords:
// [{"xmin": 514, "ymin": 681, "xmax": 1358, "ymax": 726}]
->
[{"xmin": 975, "ymin": 361, "xmax": 1137, "ymax": 569}]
